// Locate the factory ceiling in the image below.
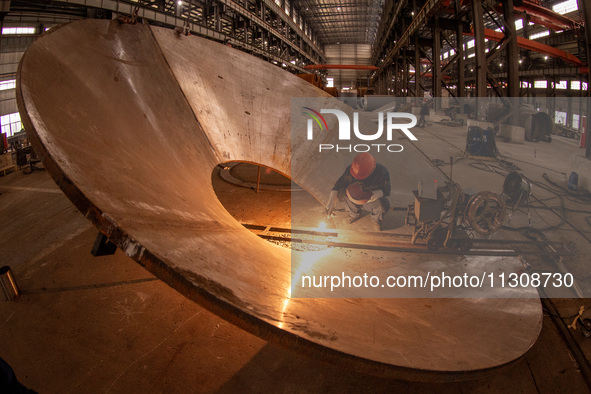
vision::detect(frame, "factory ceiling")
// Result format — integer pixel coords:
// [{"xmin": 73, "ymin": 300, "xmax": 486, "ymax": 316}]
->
[{"xmin": 295, "ymin": 0, "xmax": 385, "ymax": 45}]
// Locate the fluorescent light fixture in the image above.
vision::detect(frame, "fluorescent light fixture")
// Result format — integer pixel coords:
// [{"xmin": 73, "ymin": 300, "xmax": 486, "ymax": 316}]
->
[
  {"xmin": 552, "ymin": 0, "xmax": 578, "ymax": 15},
  {"xmin": 2, "ymin": 27, "xmax": 35, "ymax": 34},
  {"xmin": 530, "ymin": 30, "xmax": 550, "ymax": 40}
]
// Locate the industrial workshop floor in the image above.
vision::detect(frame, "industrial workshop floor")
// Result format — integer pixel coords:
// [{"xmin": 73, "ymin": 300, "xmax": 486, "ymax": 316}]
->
[{"xmin": 2, "ymin": 122, "xmax": 591, "ymax": 393}]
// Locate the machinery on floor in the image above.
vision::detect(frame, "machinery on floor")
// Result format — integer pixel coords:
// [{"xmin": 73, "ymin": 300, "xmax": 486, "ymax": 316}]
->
[{"xmin": 406, "ymin": 182, "xmax": 505, "ymax": 251}]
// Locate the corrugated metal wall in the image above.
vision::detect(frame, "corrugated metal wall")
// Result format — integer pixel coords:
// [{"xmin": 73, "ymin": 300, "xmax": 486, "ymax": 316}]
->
[{"xmin": 324, "ymin": 43, "xmax": 372, "ymax": 91}]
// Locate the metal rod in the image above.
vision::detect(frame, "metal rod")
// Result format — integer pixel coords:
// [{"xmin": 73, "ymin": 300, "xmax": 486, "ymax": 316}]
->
[
  {"xmin": 0, "ymin": 266, "xmax": 20, "ymax": 300},
  {"xmin": 256, "ymin": 165, "xmax": 261, "ymax": 194}
]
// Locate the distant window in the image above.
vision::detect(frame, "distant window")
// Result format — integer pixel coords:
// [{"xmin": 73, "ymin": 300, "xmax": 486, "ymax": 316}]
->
[
  {"xmin": 0, "ymin": 80, "xmax": 16, "ymax": 91},
  {"xmin": 555, "ymin": 111, "xmax": 567, "ymax": 125},
  {"xmin": 326, "ymin": 78, "xmax": 334, "ymax": 88},
  {"xmin": 534, "ymin": 80, "xmax": 547, "ymax": 89},
  {"xmin": 571, "ymin": 81, "xmax": 581, "ymax": 90},
  {"xmin": 583, "ymin": 82, "xmax": 588, "ymax": 91},
  {"xmin": 467, "ymin": 40, "xmax": 474, "ymax": 49},
  {"xmin": 521, "ymin": 81, "xmax": 530, "ymax": 88},
  {"xmin": 556, "ymin": 80, "xmax": 567, "ymax": 89},
  {"xmin": 495, "ymin": 20, "xmax": 523, "ymax": 32},
  {"xmin": 530, "ymin": 30, "xmax": 550, "ymax": 40},
  {"xmin": 2, "ymin": 27, "xmax": 36, "ymax": 35},
  {"xmin": 467, "ymin": 53, "xmax": 475, "ymax": 58},
  {"xmin": 552, "ymin": 0, "xmax": 578, "ymax": 15},
  {"xmin": 573, "ymin": 114, "xmax": 580, "ymax": 129},
  {"xmin": 0, "ymin": 112, "xmax": 22, "ymax": 137}
]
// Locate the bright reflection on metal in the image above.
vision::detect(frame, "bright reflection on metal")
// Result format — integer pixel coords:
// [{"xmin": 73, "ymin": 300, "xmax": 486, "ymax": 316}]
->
[{"xmin": 278, "ymin": 249, "xmax": 333, "ymax": 328}]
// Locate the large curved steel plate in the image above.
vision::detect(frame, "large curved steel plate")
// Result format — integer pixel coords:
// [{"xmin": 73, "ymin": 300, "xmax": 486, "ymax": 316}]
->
[{"xmin": 17, "ymin": 19, "xmax": 542, "ymax": 380}]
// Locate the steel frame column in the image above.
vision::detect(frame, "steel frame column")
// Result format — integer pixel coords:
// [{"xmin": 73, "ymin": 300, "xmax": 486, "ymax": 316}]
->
[
  {"xmin": 415, "ymin": 35, "xmax": 423, "ymax": 98},
  {"xmin": 456, "ymin": 10, "xmax": 465, "ymax": 97},
  {"xmin": 472, "ymin": 0, "xmax": 487, "ymax": 99},
  {"xmin": 502, "ymin": 0, "xmax": 519, "ymax": 98},
  {"xmin": 433, "ymin": 16, "xmax": 442, "ymax": 110},
  {"xmin": 0, "ymin": 1, "xmax": 8, "ymax": 55},
  {"xmin": 581, "ymin": 0, "xmax": 591, "ymax": 158},
  {"xmin": 403, "ymin": 48, "xmax": 408, "ymax": 98},
  {"xmin": 395, "ymin": 60, "xmax": 400, "ymax": 96}
]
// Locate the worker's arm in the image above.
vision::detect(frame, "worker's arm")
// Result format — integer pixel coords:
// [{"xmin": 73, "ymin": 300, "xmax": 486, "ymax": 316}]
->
[
  {"xmin": 332, "ymin": 166, "xmax": 353, "ymax": 192},
  {"xmin": 327, "ymin": 167, "xmax": 353, "ymax": 216},
  {"xmin": 367, "ymin": 189, "xmax": 383, "ymax": 203}
]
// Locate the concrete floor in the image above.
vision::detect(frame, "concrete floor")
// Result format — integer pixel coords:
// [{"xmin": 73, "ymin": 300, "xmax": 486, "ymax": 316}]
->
[{"xmin": 1, "ymin": 122, "xmax": 591, "ymax": 392}]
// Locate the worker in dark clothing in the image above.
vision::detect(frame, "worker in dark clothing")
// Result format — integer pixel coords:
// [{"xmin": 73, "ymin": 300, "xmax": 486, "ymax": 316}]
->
[
  {"xmin": 418, "ymin": 101, "xmax": 429, "ymax": 128},
  {"xmin": 326, "ymin": 152, "xmax": 391, "ymax": 231}
]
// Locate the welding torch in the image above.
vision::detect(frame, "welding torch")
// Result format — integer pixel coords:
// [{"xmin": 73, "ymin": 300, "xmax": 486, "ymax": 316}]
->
[{"xmin": 325, "ymin": 190, "xmax": 338, "ymax": 218}]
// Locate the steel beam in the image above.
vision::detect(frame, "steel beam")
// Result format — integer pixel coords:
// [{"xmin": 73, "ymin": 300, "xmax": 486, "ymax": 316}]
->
[
  {"xmin": 472, "ymin": 0, "xmax": 487, "ymax": 98},
  {"xmin": 433, "ymin": 16, "xmax": 442, "ymax": 101},
  {"xmin": 455, "ymin": 1, "xmax": 465, "ymax": 98},
  {"xmin": 55, "ymin": 0, "xmax": 323, "ymax": 66},
  {"xmin": 17, "ymin": 22, "xmax": 543, "ymax": 379},
  {"xmin": 304, "ymin": 64, "xmax": 378, "ymax": 70},
  {"xmin": 372, "ymin": 0, "xmax": 408, "ymax": 64},
  {"xmin": 464, "ymin": 28, "xmax": 584, "ymax": 67},
  {"xmin": 582, "ymin": 0, "xmax": 591, "ymax": 158},
  {"xmin": 497, "ymin": 1, "xmax": 579, "ymax": 31},
  {"xmin": 374, "ymin": 0, "xmax": 446, "ymax": 78},
  {"xmin": 415, "ymin": 34, "xmax": 423, "ymax": 98},
  {"xmin": 503, "ymin": 0, "xmax": 519, "ymax": 99}
]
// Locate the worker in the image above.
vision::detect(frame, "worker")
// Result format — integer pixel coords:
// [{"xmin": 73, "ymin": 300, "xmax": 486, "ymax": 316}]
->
[
  {"xmin": 418, "ymin": 100, "xmax": 429, "ymax": 128},
  {"xmin": 326, "ymin": 152, "xmax": 391, "ymax": 231}
]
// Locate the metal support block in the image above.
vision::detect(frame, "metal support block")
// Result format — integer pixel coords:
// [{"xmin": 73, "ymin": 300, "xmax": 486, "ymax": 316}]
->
[{"xmin": 90, "ymin": 232, "xmax": 118, "ymax": 257}]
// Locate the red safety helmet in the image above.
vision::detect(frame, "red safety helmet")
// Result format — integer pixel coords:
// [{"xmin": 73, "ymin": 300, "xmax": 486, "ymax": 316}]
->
[{"xmin": 350, "ymin": 152, "xmax": 376, "ymax": 180}]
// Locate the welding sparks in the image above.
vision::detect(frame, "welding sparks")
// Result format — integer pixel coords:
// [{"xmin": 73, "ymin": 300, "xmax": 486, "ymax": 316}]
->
[{"xmin": 317, "ymin": 221, "xmax": 327, "ymax": 231}]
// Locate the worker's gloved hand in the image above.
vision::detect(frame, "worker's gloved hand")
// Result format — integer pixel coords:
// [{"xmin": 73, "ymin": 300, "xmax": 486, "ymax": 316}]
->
[
  {"xmin": 368, "ymin": 189, "xmax": 384, "ymax": 203},
  {"xmin": 326, "ymin": 190, "xmax": 338, "ymax": 217}
]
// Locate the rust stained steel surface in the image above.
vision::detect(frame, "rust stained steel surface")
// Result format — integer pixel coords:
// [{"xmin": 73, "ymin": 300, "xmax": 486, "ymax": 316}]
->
[{"xmin": 17, "ymin": 20, "xmax": 542, "ymax": 380}]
